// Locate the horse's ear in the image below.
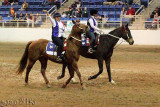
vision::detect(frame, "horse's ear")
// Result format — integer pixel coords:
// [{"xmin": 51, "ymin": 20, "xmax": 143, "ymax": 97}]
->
[
  {"xmin": 72, "ymin": 20, "xmax": 76, "ymax": 24},
  {"xmin": 125, "ymin": 23, "xmax": 128, "ymax": 28}
]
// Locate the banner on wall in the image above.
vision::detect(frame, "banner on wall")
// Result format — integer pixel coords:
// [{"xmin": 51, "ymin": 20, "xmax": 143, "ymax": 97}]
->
[{"xmin": 66, "ymin": 21, "xmax": 87, "ymax": 32}]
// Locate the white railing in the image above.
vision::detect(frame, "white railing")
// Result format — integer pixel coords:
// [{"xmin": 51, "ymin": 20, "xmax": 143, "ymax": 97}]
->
[
  {"xmin": 135, "ymin": 5, "xmax": 144, "ymax": 15},
  {"xmin": 0, "ymin": 14, "xmax": 47, "ymax": 28}
]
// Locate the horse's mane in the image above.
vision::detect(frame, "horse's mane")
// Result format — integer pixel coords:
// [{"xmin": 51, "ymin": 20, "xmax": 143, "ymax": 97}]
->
[
  {"xmin": 108, "ymin": 26, "xmax": 122, "ymax": 34},
  {"xmin": 101, "ymin": 26, "xmax": 122, "ymax": 37}
]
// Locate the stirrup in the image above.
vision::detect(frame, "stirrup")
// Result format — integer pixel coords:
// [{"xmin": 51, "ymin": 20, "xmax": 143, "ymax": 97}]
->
[
  {"xmin": 56, "ymin": 56, "xmax": 62, "ymax": 62},
  {"xmin": 94, "ymin": 45, "xmax": 98, "ymax": 48},
  {"xmin": 88, "ymin": 48, "xmax": 95, "ymax": 54}
]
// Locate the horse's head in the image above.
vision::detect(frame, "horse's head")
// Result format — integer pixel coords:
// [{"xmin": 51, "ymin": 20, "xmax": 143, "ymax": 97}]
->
[
  {"xmin": 121, "ymin": 24, "xmax": 134, "ymax": 45},
  {"xmin": 71, "ymin": 19, "xmax": 89, "ymax": 34}
]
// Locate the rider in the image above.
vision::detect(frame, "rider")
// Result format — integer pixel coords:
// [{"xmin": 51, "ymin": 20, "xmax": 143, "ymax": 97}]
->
[
  {"xmin": 43, "ymin": 10, "xmax": 66, "ymax": 61},
  {"xmin": 87, "ymin": 9, "xmax": 102, "ymax": 53}
]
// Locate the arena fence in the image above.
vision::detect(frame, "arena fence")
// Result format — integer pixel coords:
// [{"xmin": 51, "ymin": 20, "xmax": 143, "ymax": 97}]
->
[{"xmin": 0, "ymin": 14, "xmax": 159, "ymax": 30}]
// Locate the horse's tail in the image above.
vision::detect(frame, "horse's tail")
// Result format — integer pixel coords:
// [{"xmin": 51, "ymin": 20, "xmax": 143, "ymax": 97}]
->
[{"xmin": 17, "ymin": 41, "xmax": 32, "ymax": 75}]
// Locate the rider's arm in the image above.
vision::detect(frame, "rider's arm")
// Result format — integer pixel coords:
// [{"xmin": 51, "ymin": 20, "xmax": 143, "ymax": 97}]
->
[
  {"xmin": 47, "ymin": 15, "xmax": 56, "ymax": 27},
  {"xmin": 43, "ymin": 10, "xmax": 56, "ymax": 27},
  {"xmin": 89, "ymin": 18, "xmax": 100, "ymax": 31}
]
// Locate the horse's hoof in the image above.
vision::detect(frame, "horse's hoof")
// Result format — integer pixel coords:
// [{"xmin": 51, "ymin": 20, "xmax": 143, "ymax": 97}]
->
[
  {"xmin": 88, "ymin": 76, "xmax": 92, "ymax": 80},
  {"xmin": 62, "ymin": 84, "xmax": 66, "ymax": 88},
  {"xmin": 82, "ymin": 86, "xmax": 86, "ymax": 90},
  {"xmin": 57, "ymin": 75, "xmax": 64, "ymax": 80},
  {"xmin": 25, "ymin": 83, "xmax": 28, "ymax": 86},
  {"xmin": 111, "ymin": 80, "xmax": 116, "ymax": 85},
  {"xmin": 71, "ymin": 78, "xmax": 78, "ymax": 84},
  {"xmin": 47, "ymin": 84, "xmax": 51, "ymax": 88}
]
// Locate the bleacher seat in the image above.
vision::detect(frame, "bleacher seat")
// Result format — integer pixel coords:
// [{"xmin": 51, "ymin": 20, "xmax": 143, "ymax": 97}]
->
[{"xmin": 0, "ymin": 0, "xmax": 57, "ymax": 19}]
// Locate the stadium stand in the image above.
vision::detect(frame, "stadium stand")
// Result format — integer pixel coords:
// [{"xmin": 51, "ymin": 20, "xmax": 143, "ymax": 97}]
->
[
  {"xmin": 145, "ymin": 6, "xmax": 160, "ymax": 29},
  {"xmin": 0, "ymin": 0, "xmax": 58, "ymax": 27}
]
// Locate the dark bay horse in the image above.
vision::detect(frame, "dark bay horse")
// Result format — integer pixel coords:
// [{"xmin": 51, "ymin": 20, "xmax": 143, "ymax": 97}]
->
[
  {"xmin": 17, "ymin": 20, "xmax": 89, "ymax": 89},
  {"xmin": 58, "ymin": 24, "xmax": 134, "ymax": 84}
]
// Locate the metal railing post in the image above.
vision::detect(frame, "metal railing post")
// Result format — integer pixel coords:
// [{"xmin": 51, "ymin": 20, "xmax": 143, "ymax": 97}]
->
[
  {"xmin": 120, "ymin": 15, "xmax": 122, "ymax": 26},
  {"xmin": 17, "ymin": 21, "xmax": 19, "ymax": 28},
  {"xmin": 32, "ymin": 20, "xmax": 34, "ymax": 28},
  {"xmin": 2, "ymin": 22, "xmax": 4, "ymax": 27}
]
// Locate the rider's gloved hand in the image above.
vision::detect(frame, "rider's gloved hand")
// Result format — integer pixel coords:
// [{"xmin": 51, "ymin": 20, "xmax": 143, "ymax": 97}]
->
[{"xmin": 99, "ymin": 29, "xmax": 103, "ymax": 34}]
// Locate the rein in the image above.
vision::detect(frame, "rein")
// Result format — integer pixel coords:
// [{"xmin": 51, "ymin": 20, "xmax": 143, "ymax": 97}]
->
[
  {"xmin": 71, "ymin": 36, "xmax": 81, "ymax": 42},
  {"xmin": 102, "ymin": 31, "xmax": 126, "ymax": 49},
  {"xmin": 107, "ymin": 33, "xmax": 120, "ymax": 39}
]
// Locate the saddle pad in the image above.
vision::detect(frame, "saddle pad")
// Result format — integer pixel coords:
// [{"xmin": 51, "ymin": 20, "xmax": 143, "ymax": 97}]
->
[{"xmin": 46, "ymin": 41, "xmax": 57, "ymax": 56}]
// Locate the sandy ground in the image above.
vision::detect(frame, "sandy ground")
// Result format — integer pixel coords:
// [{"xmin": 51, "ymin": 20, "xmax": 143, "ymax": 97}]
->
[{"xmin": 0, "ymin": 42, "xmax": 160, "ymax": 107}]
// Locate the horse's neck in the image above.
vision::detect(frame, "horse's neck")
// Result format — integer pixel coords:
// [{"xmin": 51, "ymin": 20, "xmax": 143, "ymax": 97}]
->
[
  {"xmin": 68, "ymin": 31, "xmax": 82, "ymax": 47},
  {"xmin": 70, "ymin": 29, "xmax": 81, "ymax": 38},
  {"xmin": 107, "ymin": 28, "xmax": 122, "ymax": 47}
]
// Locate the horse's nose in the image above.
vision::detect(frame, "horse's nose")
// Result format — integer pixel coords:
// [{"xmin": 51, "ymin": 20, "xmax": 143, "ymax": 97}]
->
[{"xmin": 86, "ymin": 26, "xmax": 89, "ymax": 31}]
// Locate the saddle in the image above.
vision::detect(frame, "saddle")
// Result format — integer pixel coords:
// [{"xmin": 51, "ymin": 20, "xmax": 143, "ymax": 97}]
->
[
  {"xmin": 46, "ymin": 40, "xmax": 67, "ymax": 56},
  {"xmin": 46, "ymin": 41, "xmax": 58, "ymax": 56},
  {"xmin": 81, "ymin": 33, "xmax": 100, "ymax": 48}
]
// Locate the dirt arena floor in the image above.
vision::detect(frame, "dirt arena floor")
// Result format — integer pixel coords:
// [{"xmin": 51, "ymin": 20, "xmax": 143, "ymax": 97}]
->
[{"xmin": 0, "ymin": 42, "xmax": 160, "ymax": 107}]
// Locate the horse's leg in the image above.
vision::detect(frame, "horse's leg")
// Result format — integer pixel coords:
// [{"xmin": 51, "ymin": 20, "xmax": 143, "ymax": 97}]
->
[
  {"xmin": 88, "ymin": 57, "xmax": 103, "ymax": 80},
  {"xmin": 39, "ymin": 57, "xmax": 51, "ymax": 88},
  {"xmin": 62, "ymin": 65, "xmax": 74, "ymax": 88},
  {"xmin": 75, "ymin": 68, "xmax": 86, "ymax": 90},
  {"xmin": 105, "ymin": 58, "xmax": 116, "ymax": 85},
  {"xmin": 57, "ymin": 63, "xmax": 67, "ymax": 80},
  {"xmin": 72, "ymin": 61, "xmax": 86, "ymax": 89},
  {"xmin": 25, "ymin": 59, "xmax": 36, "ymax": 86}
]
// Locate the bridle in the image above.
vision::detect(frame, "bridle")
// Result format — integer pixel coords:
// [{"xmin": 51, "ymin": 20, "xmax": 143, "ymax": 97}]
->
[
  {"xmin": 70, "ymin": 23, "xmax": 86, "ymax": 42},
  {"xmin": 70, "ymin": 25, "xmax": 131, "ymax": 49},
  {"xmin": 71, "ymin": 36, "xmax": 81, "ymax": 42}
]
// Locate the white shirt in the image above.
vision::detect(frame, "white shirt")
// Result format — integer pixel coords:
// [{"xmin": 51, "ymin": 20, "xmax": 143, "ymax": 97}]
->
[
  {"xmin": 88, "ymin": 16, "xmax": 99, "ymax": 33},
  {"xmin": 48, "ymin": 15, "xmax": 66, "ymax": 37}
]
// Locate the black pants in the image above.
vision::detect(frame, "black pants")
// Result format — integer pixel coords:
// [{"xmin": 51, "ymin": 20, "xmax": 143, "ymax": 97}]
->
[
  {"xmin": 86, "ymin": 31, "xmax": 97, "ymax": 48},
  {"xmin": 52, "ymin": 36, "xmax": 64, "ymax": 56}
]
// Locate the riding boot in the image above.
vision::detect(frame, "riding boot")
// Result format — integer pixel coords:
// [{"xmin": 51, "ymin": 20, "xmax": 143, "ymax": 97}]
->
[
  {"xmin": 94, "ymin": 33, "xmax": 98, "ymax": 49},
  {"xmin": 88, "ymin": 45, "xmax": 95, "ymax": 54},
  {"xmin": 56, "ymin": 46, "xmax": 62, "ymax": 62}
]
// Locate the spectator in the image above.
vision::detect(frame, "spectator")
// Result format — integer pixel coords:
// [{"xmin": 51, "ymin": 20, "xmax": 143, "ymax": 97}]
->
[
  {"xmin": 77, "ymin": 8, "xmax": 82, "ymax": 18},
  {"xmin": 150, "ymin": 7, "xmax": 160, "ymax": 19},
  {"xmin": 9, "ymin": 7, "xmax": 14, "ymax": 17},
  {"xmin": 155, "ymin": 7, "xmax": 160, "ymax": 16},
  {"xmin": 35, "ymin": 13, "xmax": 42, "ymax": 24},
  {"xmin": 150, "ymin": 9, "xmax": 157, "ymax": 18},
  {"xmin": 26, "ymin": 13, "xmax": 33, "ymax": 26},
  {"xmin": 71, "ymin": 1, "xmax": 77, "ymax": 10},
  {"xmin": 4, "ymin": 0, "xmax": 10, "ymax": 5},
  {"xmin": 103, "ymin": 0, "xmax": 124, "ymax": 5},
  {"xmin": 82, "ymin": 7, "xmax": 88, "ymax": 18},
  {"xmin": 13, "ymin": 12, "xmax": 19, "ymax": 20},
  {"xmin": 126, "ymin": 6, "xmax": 135, "ymax": 15},
  {"xmin": 76, "ymin": 1, "xmax": 82, "ymax": 9},
  {"xmin": 24, "ymin": 13, "xmax": 29, "ymax": 20},
  {"xmin": 54, "ymin": 0, "xmax": 61, "ymax": 9},
  {"xmin": 67, "ymin": 7, "xmax": 73, "ymax": 18},
  {"xmin": 20, "ymin": 0, "xmax": 28, "ymax": 11},
  {"xmin": 19, "ymin": 12, "xmax": 24, "ymax": 20},
  {"xmin": 152, "ymin": 12, "xmax": 160, "ymax": 27},
  {"xmin": 102, "ymin": 15, "xmax": 108, "ymax": 23},
  {"xmin": 72, "ymin": 8, "xmax": 78, "ymax": 18},
  {"xmin": 62, "ymin": 12, "xmax": 67, "ymax": 18},
  {"xmin": 121, "ymin": 7, "xmax": 127, "ymax": 15}
]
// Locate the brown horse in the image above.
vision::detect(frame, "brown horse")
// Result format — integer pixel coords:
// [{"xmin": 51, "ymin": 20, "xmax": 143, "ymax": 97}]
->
[{"xmin": 17, "ymin": 20, "xmax": 89, "ymax": 89}]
